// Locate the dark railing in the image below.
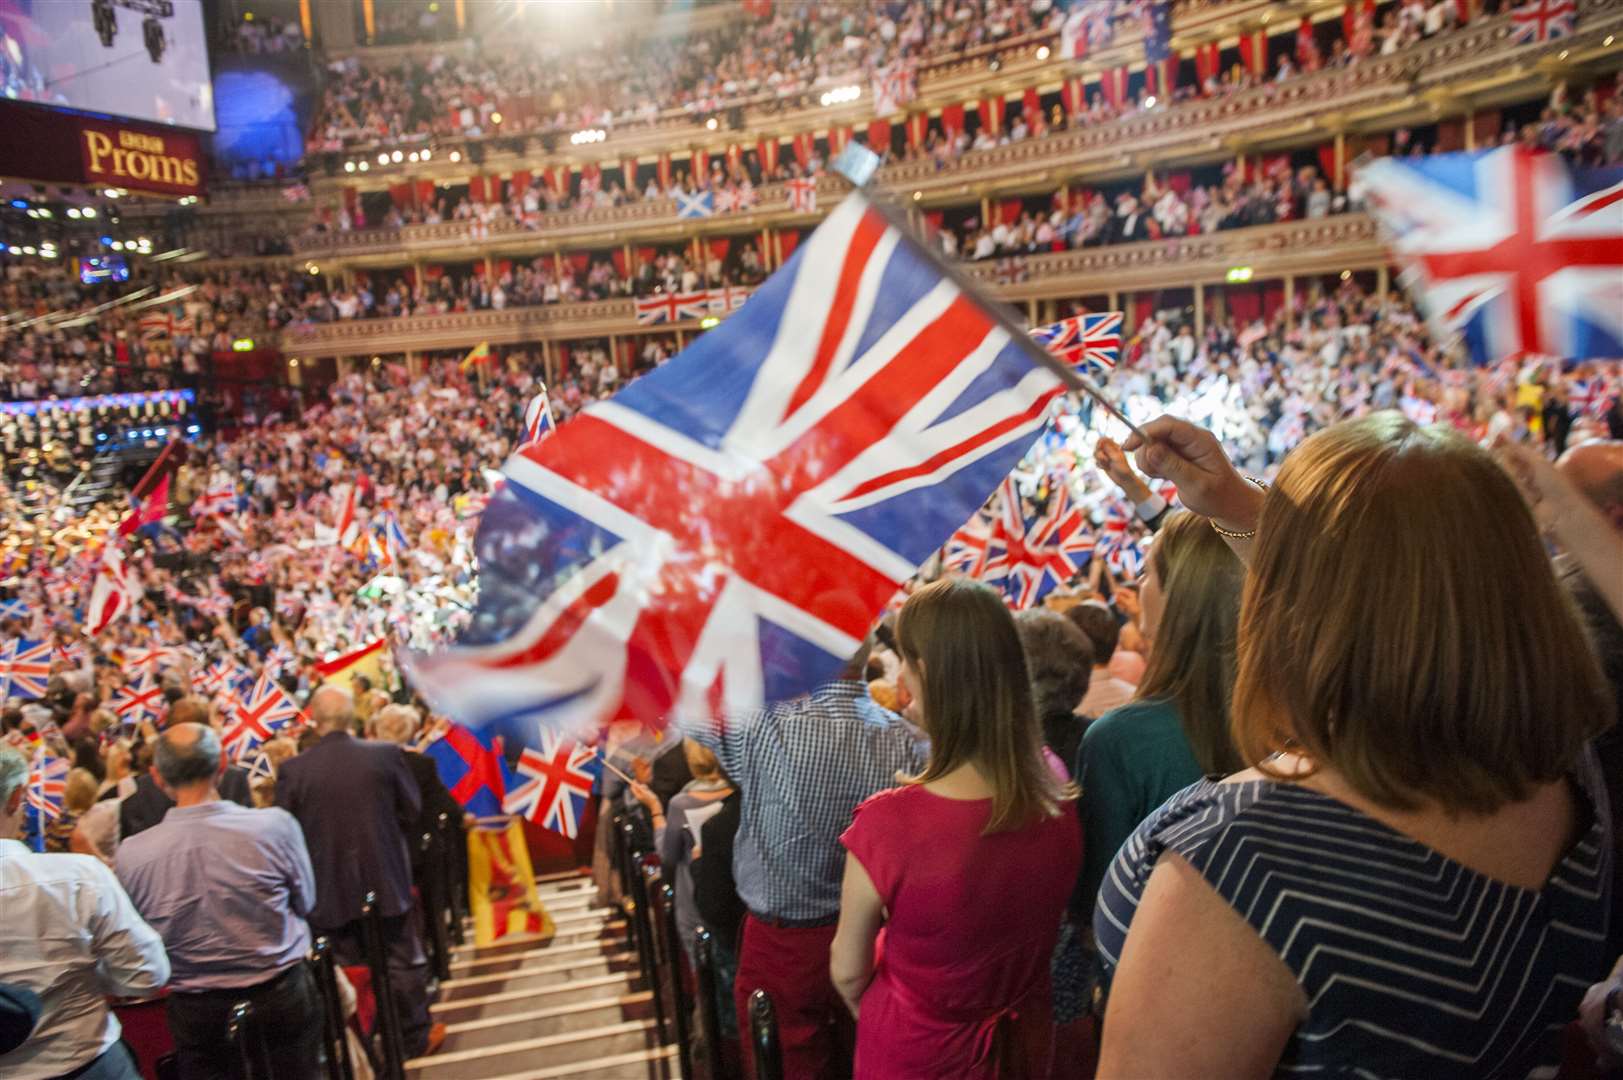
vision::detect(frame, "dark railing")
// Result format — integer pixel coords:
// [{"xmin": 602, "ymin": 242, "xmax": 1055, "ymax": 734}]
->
[
  {"xmin": 419, "ymin": 821, "xmax": 454, "ymax": 983},
  {"xmin": 227, "ymin": 999, "xmax": 271, "ymax": 1079},
  {"xmin": 693, "ymin": 927, "xmax": 727, "ymax": 1080},
  {"xmin": 310, "ymin": 937, "xmax": 357, "ymax": 1080},
  {"xmin": 360, "ymin": 892, "xmax": 408, "ymax": 1080},
  {"xmin": 748, "ymin": 989, "xmax": 784, "ymax": 1080},
  {"xmin": 655, "ymin": 878, "xmax": 695, "ymax": 1080}
]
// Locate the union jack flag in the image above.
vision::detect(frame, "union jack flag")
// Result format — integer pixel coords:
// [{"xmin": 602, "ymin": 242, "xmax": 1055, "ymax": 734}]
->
[
  {"xmin": 376, "ymin": 512, "xmax": 410, "ymax": 567},
  {"xmin": 53, "ymin": 640, "xmax": 86, "ymax": 667},
  {"xmin": 501, "ymin": 732, "xmax": 601, "ymax": 838},
  {"xmin": 0, "ymin": 639, "xmax": 52, "ymax": 700},
  {"xmin": 941, "ymin": 511, "xmax": 999, "ymax": 578},
  {"xmin": 124, "ymin": 645, "xmax": 179, "ymax": 674},
  {"xmin": 111, "ymin": 675, "xmax": 166, "ymax": 726},
  {"xmin": 406, "ymin": 193, "xmax": 1067, "ymax": 743},
  {"xmin": 787, "ymin": 177, "xmax": 817, "ymax": 214},
  {"xmin": 1357, "ymin": 147, "xmax": 1623, "ymax": 365},
  {"xmin": 222, "ymin": 672, "xmax": 304, "ymax": 761},
  {"xmin": 523, "ymin": 388, "xmax": 556, "ymax": 445},
  {"xmin": 196, "ymin": 658, "xmax": 246, "ymax": 696},
  {"xmin": 707, "ymin": 285, "xmax": 752, "ymax": 316},
  {"xmin": 1097, "ymin": 501, "xmax": 1146, "ymax": 577},
  {"xmin": 1570, "ymin": 372, "xmax": 1618, "ymax": 417},
  {"xmin": 635, "ymin": 291, "xmax": 712, "ymax": 326},
  {"xmin": 191, "ymin": 477, "xmax": 237, "ymax": 518},
  {"xmin": 1509, "ymin": 0, "xmax": 1576, "ymax": 43},
  {"xmin": 978, "ymin": 479, "xmax": 1096, "ymax": 608},
  {"xmin": 871, "ymin": 61, "xmax": 917, "ymax": 116},
  {"xmin": 263, "ymin": 644, "xmax": 296, "ymax": 679},
  {"xmin": 1030, "ymin": 312, "xmax": 1124, "ymax": 371},
  {"xmin": 25, "ymin": 749, "xmax": 68, "ymax": 852}
]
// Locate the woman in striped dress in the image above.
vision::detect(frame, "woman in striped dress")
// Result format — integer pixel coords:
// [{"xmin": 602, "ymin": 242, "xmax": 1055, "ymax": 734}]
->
[{"xmin": 1091, "ymin": 413, "xmax": 1613, "ymax": 1078}]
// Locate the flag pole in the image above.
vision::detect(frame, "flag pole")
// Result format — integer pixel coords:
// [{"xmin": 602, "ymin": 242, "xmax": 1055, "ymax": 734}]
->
[
  {"xmin": 595, "ymin": 749, "xmax": 636, "ymax": 786},
  {"xmin": 830, "ymin": 146, "xmax": 1146, "ymax": 440}
]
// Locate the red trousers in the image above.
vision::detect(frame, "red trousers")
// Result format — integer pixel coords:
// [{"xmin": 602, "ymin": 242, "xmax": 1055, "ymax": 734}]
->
[{"xmin": 734, "ymin": 914, "xmax": 854, "ymax": 1080}]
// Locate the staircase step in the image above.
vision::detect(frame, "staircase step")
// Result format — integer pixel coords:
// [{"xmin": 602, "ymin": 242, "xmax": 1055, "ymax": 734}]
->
[
  {"xmin": 405, "ymin": 1019, "xmax": 661, "ymax": 1079},
  {"xmin": 450, "ymin": 936, "xmax": 628, "ymax": 976},
  {"xmin": 535, "ymin": 879, "xmax": 596, "ymax": 902},
  {"xmin": 438, "ymin": 952, "xmax": 640, "ymax": 1000},
  {"xmin": 432, "ymin": 971, "xmax": 641, "ymax": 1021},
  {"xmin": 438, "ymin": 991, "xmax": 655, "ymax": 1052},
  {"xmin": 452, "ymin": 917, "xmax": 625, "ymax": 961},
  {"xmin": 452, "ymin": 1045, "xmax": 679, "ymax": 1080}
]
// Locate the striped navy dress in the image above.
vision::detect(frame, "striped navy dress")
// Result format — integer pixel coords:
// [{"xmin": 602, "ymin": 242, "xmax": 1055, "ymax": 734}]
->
[{"xmin": 1094, "ymin": 753, "xmax": 1613, "ymax": 1079}]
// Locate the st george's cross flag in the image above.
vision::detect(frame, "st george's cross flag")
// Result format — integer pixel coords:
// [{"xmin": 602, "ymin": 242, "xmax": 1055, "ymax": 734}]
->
[
  {"xmin": 787, "ymin": 176, "xmax": 817, "ymax": 214},
  {"xmin": 1030, "ymin": 312, "xmax": 1124, "ymax": 371},
  {"xmin": 1356, "ymin": 147, "xmax": 1623, "ymax": 365},
  {"xmin": 1509, "ymin": 0, "xmax": 1576, "ymax": 44},
  {"xmin": 0, "ymin": 640, "xmax": 52, "ymax": 700},
  {"xmin": 501, "ymin": 731, "xmax": 601, "ymax": 838},
  {"xmin": 405, "ymin": 192, "xmax": 1071, "ymax": 747}
]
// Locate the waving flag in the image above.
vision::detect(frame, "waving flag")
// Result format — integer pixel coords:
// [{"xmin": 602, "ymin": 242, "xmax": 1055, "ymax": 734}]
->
[
  {"xmin": 502, "ymin": 731, "xmax": 601, "ymax": 838},
  {"xmin": 1031, "ymin": 312, "xmax": 1123, "ymax": 371},
  {"xmin": 1097, "ymin": 501, "xmax": 1146, "ymax": 577},
  {"xmin": 1357, "ymin": 147, "xmax": 1623, "ymax": 364},
  {"xmin": 222, "ymin": 672, "xmax": 303, "ymax": 761},
  {"xmin": 407, "ymin": 192, "xmax": 1068, "ymax": 745},
  {"xmin": 86, "ymin": 544, "xmax": 135, "ymax": 636},
  {"xmin": 635, "ymin": 291, "xmax": 711, "ymax": 325},
  {"xmin": 196, "ymin": 658, "xmax": 245, "ymax": 696},
  {"xmin": 25, "ymin": 749, "xmax": 68, "ymax": 852},
  {"xmin": 1510, "ymin": 0, "xmax": 1576, "ymax": 43},
  {"xmin": 523, "ymin": 388, "xmax": 556, "ymax": 446},
  {"xmin": 117, "ymin": 473, "xmax": 170, "ymax": 537},
  {"xmin": 376, "ymin": 512, "xmax": 410, "ymax": 567},
  {"xmin": 787, "ymin": 177, "xmax": 817, "ymax": 214},
  {"xmin": 0, "ymin": 640, "xmax": 52, "ymax": 700},
  {"xmin": 871, "ymin": 61, "xmax": 917, "ymax": 116},
  {"xmin": 0, "ymin": 599, "xmax": 29, "ymax": 623},
  {"xmin": 424, "ymin": 722, "xmax": 513, "ymax": 818},
  {"xmin": 460, "ymin": 341, "xmax": 493, "ymax": 372},
  {"xmin": 978, "ymin": 479, "xmax": 1095, "ymax": 608},
  {"xmin": 675, "ymin": 189, "xmax": 715, "ymax": 219},
  {"xmin": 111, "ymin": 675, "xmax": 166, "ymax": 727},
  {"xmin": 191, "ymin": 476, "xmax": 237, "ymax": 518}
]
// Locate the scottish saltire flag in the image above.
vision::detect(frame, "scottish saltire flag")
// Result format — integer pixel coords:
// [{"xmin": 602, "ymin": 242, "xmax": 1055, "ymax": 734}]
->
[
  {"xmin": 424, "ymin": 722, "xmax": 514, "ymax": 818},
  {"xmin": 676, "ymin": 189, "xmax": 714, "ymax": 219},
  {"xmin": 502, "ymin": 732, "xmax": 601, "ymax": 838},
  {"xmin": 222, "ymin": 672, "xmax": 303, "ymax": 761},
  {"xmin": 523, "ymin": 389, "xmax": 555, "ymax": 446},
  {"xmin": 1031, "ymin": 313, "xmax": 1123, "ymax": 371},
  {"xmin": 406, "ymin": 192, "xmax": 1068, "ymax": 745},
  {"xmin": 0, "ymin": 640, "xmax": 51, "ymax": 700},
  {"xmin": 25, "ymin": 749, "xmax": 68, "ymax": 852},
  {"xmin": 1357, "ymin": 147, "xmax": 1623, "ymax": 365},
  {"xmin": 1510, "ymin": 0, "xmax": 1576, "ymax": 43},
  {"xmin": 0, "ymin": 599, "xmax": 29, "ymax": 622}
]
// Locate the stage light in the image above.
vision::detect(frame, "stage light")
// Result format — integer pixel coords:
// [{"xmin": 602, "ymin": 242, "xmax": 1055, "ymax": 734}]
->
[
  {"xmin": 6, "ymin": 246, "xmax": 19, "ymax": 256},
  {"xmin": 449, "ymin": 150, "xmax": 462, "ymax": 163},
  {"xmin": 391, "ymin": 150, "xmax": 403, "ymax": 163},
  {"xmin": 706, "ymin": 117, "xmax": 718, "ymax": 130},
  {"xmin": 67, "ymin": 208, "xmax": 81, "ymax": 219},
  {"xmin": 82, "ymin": 208, "xmax": 96, "ymax": 218},
  {"xmin": 1036, "ymin": 45, "xmax": 1050, "ymax": 60},
  {"xmin": 37, "ymin": 208, "xmax": 51, "ymax": 218},
  {"xmin": 819, "ymin": 85, "xmax": 861, "ymax": 107},
  {"xmin": 21, "ymin": 246, "xmax": 34, "ymax": 255},
  {"xmin": 111, "ymin": 241, "xmax": 124, "ymax": 250},
  {"xmin": 491, "ymin": 112, "xmax": 503, "ymax": 125},
  {"xmin": 41, "ymin": 249, "xmax": 57, "ymax": 258},
  {"xmin": 378, "ymin": 153, "xmax": 389, "ymax": 165},
  {"xmin": 409, "ymin": 151, "xmax": 420, "ymax": 162},
  {"xmin": 308, "ymin": 264, "xmax": 320, "ymax": 275},
  {"xmin": 699, "ymin": 316, "xmax": 720, "ymax": 329},
  {"xmin": 358, "ymin": 161, "xmax": 370, "ymax": 171},
  {"xmin": 1226, "ymin": 266, "xmax": 1254, "ymax": 283},
  {"xmin": 345, "ymin": 161, "xmax": 356, "ymax": 172},
  {"xmin": 912, "ymin": 190, "xmax": 922, "ymax": 200},
  {"xmin": 421, "ymin": 149, "xmax": 432, "ymax": 160},
  {"xmin": 9, "ymin": 199, "xmax": 26, "ymax": 209},
  {"xmin": 1340, "ymin": 270, "xmax": 1352, "ymax": 280},
  {"xmin": 1144, "ymin": 96, "xmax": 1157, "ymax": 108}
]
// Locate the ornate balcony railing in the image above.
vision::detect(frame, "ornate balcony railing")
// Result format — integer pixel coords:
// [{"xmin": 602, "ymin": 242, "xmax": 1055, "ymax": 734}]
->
[
  {"xmin": 285, "ymin": 0, "xmax": 1622, "ymax": 264},
  {"xmin": 278, "ymin": 214, "xmax": 1388, "ymax": 358}
]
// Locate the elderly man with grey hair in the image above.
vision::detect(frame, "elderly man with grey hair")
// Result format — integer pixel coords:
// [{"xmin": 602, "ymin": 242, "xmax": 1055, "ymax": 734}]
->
[
  {"xmin": 372, "ymin": 703, "xmax": 467, "ymax": 899},
  {"xmin": 277, "ymin": 685, "xmax": 443, "ymax": 1057},
  {"xmin": 116, "ymin": 724, "xmax": 320, "ymax": 1080},
  {"xmin": 0, "ymin": 748, "xmax": 169, "ymax": 1079}
]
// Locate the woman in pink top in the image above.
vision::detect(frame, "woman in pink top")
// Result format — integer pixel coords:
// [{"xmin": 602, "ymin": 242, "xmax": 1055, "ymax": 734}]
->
[{"xmin": 830, "ymin": 578, "xmax": 1082, "ymax": 1079}]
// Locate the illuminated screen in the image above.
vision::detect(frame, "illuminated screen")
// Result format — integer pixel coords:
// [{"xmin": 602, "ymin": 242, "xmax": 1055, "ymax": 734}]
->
[{"xmin": 0, "ymin": 0, "xmax": 215, "ymax": 131}]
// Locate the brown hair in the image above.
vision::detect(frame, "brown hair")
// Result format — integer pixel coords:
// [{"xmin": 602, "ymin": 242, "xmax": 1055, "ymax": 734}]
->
[
  {"xmin": 1136, "ymin": 511, "xmax": 1245, "ymax": 776},
  {"xmin": 896, "ymin": 578, "xmax": 1074, "ymax": 833},
  {"xmin": 1234, "ymin": 413, "xmax": 1614, "ymax": 813},
  {"xmin": 63, "ymin": 767, "xmax": 99, "ymax": 815}
]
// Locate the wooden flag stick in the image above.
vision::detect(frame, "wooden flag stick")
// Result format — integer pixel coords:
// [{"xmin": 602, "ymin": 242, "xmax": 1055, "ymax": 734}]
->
[{"xmin": 596, "ymin": 749, "xmax": 636, "ymax": 786}]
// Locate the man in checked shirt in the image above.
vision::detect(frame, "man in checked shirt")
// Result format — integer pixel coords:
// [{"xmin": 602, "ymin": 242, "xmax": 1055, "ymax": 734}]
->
[{"xmin": 681, "ymin": 639, "xmax": 927, "ymax": 1079}]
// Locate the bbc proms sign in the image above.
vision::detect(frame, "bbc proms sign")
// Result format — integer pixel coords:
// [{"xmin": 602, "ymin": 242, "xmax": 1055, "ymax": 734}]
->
[{"xmin": 0, "ymin": 102, "xmax": 207, "ymax": 199}]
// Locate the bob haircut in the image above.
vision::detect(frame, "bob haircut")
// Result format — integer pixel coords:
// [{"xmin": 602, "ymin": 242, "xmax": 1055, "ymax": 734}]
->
[
  {"xmin": 896, "ymin": 577, "xmax": 1074, "ymax": 833},
  {"xmin": 1234, "ymin": 413, "xmax": 1613, "ymax": 814}
]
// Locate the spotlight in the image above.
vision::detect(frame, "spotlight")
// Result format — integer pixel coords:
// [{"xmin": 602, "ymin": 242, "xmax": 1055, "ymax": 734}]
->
[
  {"xmin": 490, "ymin": 111, "xmax": 503, "ymax": 125},
  {"xmin": 390, "ymin": 150, "xmax": 403, "ymax": 163},
  {"xmin": 111, "ymin": 241, "xmax": 124, "ymax": 250},
  {"xmin": 67, "ymin": 208, "xmax": 82, "ymax": 219},
  {"xmin": 912, "ymin": 190, "xmax": 922, "ymax": 200},
  {"xmin": 37, "ymin": 208, "xmax": 51, "ymax": 219},
  {"xmin": 706, "ymin": 117, "xmax": 718, "ymax": 130},
  {"xmin": 1036, "ymin": 45, "xmax": 1050, "ymax": 60},
  {"xmin": 421, "ymin": 149, "xmax": 432, "ymax": 160},
  {"xmin": 408, "ymin": 151, "xmax": 420, "ymax": 162},
  {"xmin": 449, "ymin": 150, "xmax": 462, "ymax": 163},
  {"xmin": 345, "ymin": 161, "xmax": 356, "ymax": 172},
  {"xmin": 358, "ymin": 161, "xmax": 370, "ymax": 171},
  {"xmin": 377, "ymin": 153, "xmax": 389, "ymax": 165},
  {"xmin": 1144, "ymin": 95, "xmax": 1157, "ymax": 108},
  {"xmin": 83, "ymin": 208, "xmax": 96, "ymax": 218},
  {"xmin": 21, "ymin": 246, "xmax": 34, "ymax": 255}
]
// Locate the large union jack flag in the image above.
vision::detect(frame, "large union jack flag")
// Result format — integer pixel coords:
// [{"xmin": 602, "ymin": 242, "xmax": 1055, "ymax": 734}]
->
[
  {"xmin": 222, "ymin": 672, "xmax": 304, "ymax": 760},
  {"xmin": 407, "ymin": 193, "xmax": 1065, "ymax": 742},
  {"xmin": 0, "ymin": 639, "xmax": 52, "ymax": 700},
  {"xmin": 635, "ymin": 291, "xmax": 712, "ymax": 326},
  {"xmin": 1357, "ymin": 147, "xmax": 1623, "ymax": 365},
  {"xmin": 1509, "ymin": 0, "xmax": 1576, "ymax": 44},
  {"xmin": 502, "ymin": 732, "xmax": 601, "ymax": 838},
  {"xmin": 1031, "ymin": 312, "xmax": 1124, "ymax": 371}
]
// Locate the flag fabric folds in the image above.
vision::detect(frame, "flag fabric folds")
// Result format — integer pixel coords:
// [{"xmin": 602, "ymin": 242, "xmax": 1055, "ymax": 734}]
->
[
  {"xmin": 424, "ymin": 722, "xmax": 514, "ymax": 818},
  {"xmin": 0, "ymin": 640, "xmax": 51, "ymax": 700},
  {"xmin": 222, "ymin": 672, "xmax": 303, "ymax": 761},
  {"xmin": 25, "ymin": 748, "xmax": 68, "ymax": 852},
  {"xmin": 675, "ymin": 190, "xmax": 715, "ymax": 219},
  {"xmin": 87, "ymin": 544, "xmax": 134, "ymax": 636},
  {"xmin": 1356, "ymin": 147, "xmax": 1623, "ymax": 365},
  {"xmin": 501, "ymin": 732, "xmax": 601, "ymax": 838},
  {"xmin": 460, "ymin": 341, "xmax": 493, "ymax": 371},
  {"xmin": 1030, "ymin": 312, "xmax": 1123, "ymax": 371},
  {"xmin": 467, "ymin": 820, "xmax": 554, "ymax": 946},
  {"xmin": 1509, "ymin": 0, "xmax": 1576, "ymax": 43},
  {"xmin": 407, "ymin": 191, "xmax": 1067, "ymax": 748},
  {"xmin": 117, "ymin": 473, "xmax": 170, "ymax": 537},
  {"xmin": 787, "ymin": 177, "xmax": 817, "ymax": 213},
  {"xmin": 523, "ymin": 389, "xmax": 556, "ymax": 446}
]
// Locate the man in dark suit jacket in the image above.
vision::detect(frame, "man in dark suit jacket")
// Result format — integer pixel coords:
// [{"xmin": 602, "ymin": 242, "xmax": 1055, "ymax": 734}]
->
[
  {"xmin": 276, "ymin": 685, "xmax": 443, "ymax": 1057},
  {"xmin": 121, "ymin": 696, "xmax": 254, "ymax": 839}
]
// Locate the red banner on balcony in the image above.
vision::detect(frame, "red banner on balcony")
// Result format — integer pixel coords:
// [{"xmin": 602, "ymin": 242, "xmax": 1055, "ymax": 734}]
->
[
  {"xmin": 692, "ymin": 147, "xmax": 708, "ymax": 182},
  {"xmin": 792, "ymin": 131, "xmax": 815, "ymax": 168},
  {"xmin": 657, "ymin": 153, "xmax": 672, "ymax": 191},
  {"xmin": 941, "ymin": 102, "xmax": 965, "ymax": 135},
  {"xmin": 620, "ymin": 157, "xmax": 638, "ymax": 188},
  {"xmin": 1194, "ymin": 42, "xmax": 1222, "ymax": 89},
  {"xmin": 468, "ymin": 175, "xmax": 487, "ymax": 204},
  {"xmin": 1238, "ymin": 28, "xmax": 1269, "ymax": 77},
  {"xmin": 1099, "ymin": 67, "xmax": 1129, "ymax": 110},
  {"xmin": 978, "ymin": 96, "xmax": 1002, "ymax": 136},
  {"xmin": 868, "ymin": 119, "xmax": 890, "ymax": 154},
  {"xmin": 757, "ymin": 137, "xmax": 779, "ymax": 174},
  {"xmin": 1146, "ymin": 57, "xmax": 1178, "ymax": 101},
  {"xmin": 416, "ymin": 179, "xmax": 436, "ymax": 207},
  {"xmin": 1061, "ymin": 77, "xmax": 1086, "ymax": 116},
  {"xmin": 1022, "ymin": 87, "xmax": 1041, "ymax": 123},
  {"xmin": 905, "ymin": 112, "xmax": 928, "ymax": 148},
  {"xmin": 724, "ymin": 144, "xmax": 740, "ymax": 175}
]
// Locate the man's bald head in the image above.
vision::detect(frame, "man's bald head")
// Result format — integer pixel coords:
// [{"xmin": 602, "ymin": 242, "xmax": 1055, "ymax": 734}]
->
[
  {"xmin": 166, "ymin": 695, "xmax": 210, "ymax": 729},
  {"xmin": 1557, "ymin": 440, "xmax": 1623, "ymax": 531},
  {"xmin": 308, "ymin": 684, "xmax": 356, "ymax": 734},
  {"xmin": 155, "ymin": 722, "xmax": 222, "ymax": 790}
]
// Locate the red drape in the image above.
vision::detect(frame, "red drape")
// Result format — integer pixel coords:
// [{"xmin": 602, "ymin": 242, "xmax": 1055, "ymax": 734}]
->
[
  {"xmin": 940, "ymin": 102, "xmax": 965, "ymax": 135},
  {"xmin": 388, "ymin": 183, "xmax": 411, "ymax": 210},
  {"xmin": 1226, "ymin": 284, "xmax": 1260, "ymax": 324},
  {"xmin": 998, "ymin": 199, "xmax": 1022, "ymax": 226},
  {"xmin": 979, "ymin": 96, "xmax": 1002, "ymax": 135},
  {"xmin": 1263, "ymin": 282, "xmax": 1286, "ymax": 321},
  {"xmin": 757, "ymin": 137, "xmax": 779, "ymax": 173},
  {"xmin": 1061, "ymin": 77, "xmax": 1086, "ymax": 115},
  {"xmin": 1318, "ymin": 144, "xmax": 1338, "ymax": 189},
  {"xmin": 867, "ymin": 119, "xmax": 890, "ymax": 152},
  {"xmin": 1022, "ymin": 87, "xmax": 1041, "ymax": 121},
  {"xmin": 467, "ymin": 176, "xmax": 487, "ymax": 203},
  {"xmin": 726, "ymin": 144, "xmax": 742, "ymax": 173},
  {"xmin": 708, "ymin": 238, "xmax": 730, "ymax": 260},
  {"xmin": 1238, "ymin": 29, "xmax": 1268, "ymax": 76},
  {"xmin": 1194, "ymin": 43, "xmax": 1220, "ymax": 87},
  {"xmin": 657, "ymin": 154, "xmax": 672, "ymax": 190},
  {"xmin": 779, "ymin": 229, "xmax": 801, "ymax": 261},
  {"xmin": 415, "ymin": 179, "xmax": 435, "ymax": 207},
  {"xmin": 509, "ymin": 171, "xmax": 530, "ymax": 196},
  {"xmin": 611, "ymin": 249, "xmax": 628, "ymax": 277},
  {"xmin": 1147, "ymin": 57, "xmax": 1177, "ymax": 100},
  {"xmin": 620, "ymin": 158, "xmax": 638, "ymax": 188},
  {"xmin": 566, "ymin": 252, "xmax": 589, "ymax": 273},
  {"xmin": 792, "ymin": 132, "xmax": 814, "ymax": 166},
  {"xmin": 1100, "ymin": 68, "xmax": 1129, "ymax": 109},
  {"xmin": 1455, "ymin": 0, "xmax": 1473, "ymax": 23},
  {"xmin": 905, "ymin": 112, "xmax": 927, "ymax": 147},
  {"xmin": 924, "ymin": 210, "xmax": 944, "ymax": 230}
]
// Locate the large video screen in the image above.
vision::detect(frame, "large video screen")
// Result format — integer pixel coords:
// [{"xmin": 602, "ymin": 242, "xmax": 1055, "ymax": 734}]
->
[{"xmin": 0, "ymin": 0, "xmax": 215, "ymax": 131}]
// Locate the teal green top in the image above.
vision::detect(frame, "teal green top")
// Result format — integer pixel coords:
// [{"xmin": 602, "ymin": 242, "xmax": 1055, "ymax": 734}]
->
[{"xmin": 1073, "ymin": 697, "xmax": 1205, "ymax": 919}]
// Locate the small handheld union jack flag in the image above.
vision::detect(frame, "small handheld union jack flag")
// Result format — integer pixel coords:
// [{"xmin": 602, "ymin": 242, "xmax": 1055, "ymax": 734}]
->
[
  {"xmin": 1030, "ymin": 312, "xmax": 1124, "ymax": 372},
  {"xmin": 25, "ymin": 749, "xmax": 68, "ymax": 852},
  {"xmin": 501, "ymin": 732, "xmax": 602, "ymax": 839},
  {"xmin": 522, "ymin": 388, "xmax": 556, "ymax": 446},
  {"xmin": 111, "ymin": 675, "xmax": 166, "ymax": 727},
  {"xmin": 0, "ymin": 640, "xmax": 52, "ymax": 700},
  {"xmin": 222, "ymin": 672, "xmax": 304, "ymax": 761}
]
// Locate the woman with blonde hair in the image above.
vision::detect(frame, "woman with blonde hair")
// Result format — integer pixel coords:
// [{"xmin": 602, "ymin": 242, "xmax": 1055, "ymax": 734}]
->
[
  {"xmin": 829, "ymin": 577, "xmax": 1080, "ymax": 1078},
  {"xmin": 1092, "ymin": 413, "xmax": 1613, "ymax": 1078},
  {"xmin": 1073, "ymin": 509, "xmax": 1243, "ymax": 917}
]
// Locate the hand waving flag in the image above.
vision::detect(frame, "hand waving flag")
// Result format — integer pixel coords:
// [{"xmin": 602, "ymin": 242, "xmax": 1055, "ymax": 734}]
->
[{"xmin": 406, "ymin": 192, "xmax": 1070, "ymax": 746}]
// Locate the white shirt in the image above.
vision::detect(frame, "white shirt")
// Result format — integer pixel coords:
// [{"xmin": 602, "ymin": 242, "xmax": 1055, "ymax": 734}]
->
[{"xmin": 0, "ymin": 839, "xmax": 170, "ymax": 1077}]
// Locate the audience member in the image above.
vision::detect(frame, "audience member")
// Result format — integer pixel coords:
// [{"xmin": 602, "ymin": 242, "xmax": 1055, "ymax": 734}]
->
[
  {"xmin": 0, "ymin": 748, "xmax": 169, "ymax": 1080},
  {"xmin": 120, "ymin": 699, "xmax": 254, "ymax": 840},
  {"xmin": 115, "ymin": 724, "xmax": 322, "ymax": 1080},
  {"xmin": 1012, "ymin": 608, "xmax": 1094, "ymax": 771},
  {"xmin": 831, "ymin": 579, "xmax": 1080, "ymax": 1077},
  {"xmin": 1065, "ymin": 602, "xmax": 1137, "ymax": 718}
]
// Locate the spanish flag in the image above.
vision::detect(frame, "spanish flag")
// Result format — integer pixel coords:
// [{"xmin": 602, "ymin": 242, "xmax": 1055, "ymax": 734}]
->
[
  {"xmin": 314, "ymin": 637, "xmax": 387, "ymax": 694},
  {"xmin": 460, "ymin": 341, "xmax": 492, "ymax": 371},
  {"xmin": 468, "ymin": 819, "xmax": 554, "ymax": 946}
]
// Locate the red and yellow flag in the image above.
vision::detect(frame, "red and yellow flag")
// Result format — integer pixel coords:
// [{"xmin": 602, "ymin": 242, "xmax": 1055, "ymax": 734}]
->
[{"xmin": 467, "ymin": 820, "xmax": 553, "ymax": 946}]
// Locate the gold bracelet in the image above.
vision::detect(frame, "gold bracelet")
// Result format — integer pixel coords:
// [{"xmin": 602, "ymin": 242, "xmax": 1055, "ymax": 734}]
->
[{"xmin": 1208, "ymin": 477, "xmax": 1269, "ymax": 540}]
